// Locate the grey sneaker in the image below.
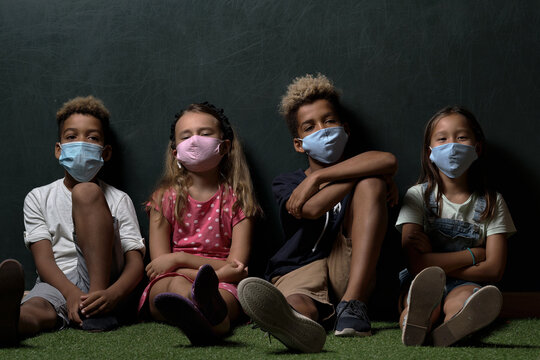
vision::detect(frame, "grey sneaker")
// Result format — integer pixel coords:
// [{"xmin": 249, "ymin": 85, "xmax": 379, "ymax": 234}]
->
[
  {"xmin": 238, "ymin": 277, "xmax": 326, "ymax": 353},
  {"xmin": 334, "ymin": 299, "xmax": 372, "ymax": 337},
  {"xmin": 431, "ymin": 285, "xmax": 502, "ymax": 347},
  {"xmin": 402, "ymin": 266, "xmax": 445, "ymax": 346}
]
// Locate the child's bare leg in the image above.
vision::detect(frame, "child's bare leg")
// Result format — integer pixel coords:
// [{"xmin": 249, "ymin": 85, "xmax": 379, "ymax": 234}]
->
[
  {"xmin": 19, "ymin": 298, "xmax": 58, "ymax": 337},
  {"xmin": 441, "ymin": 285, "xmax": 476, "ymax": 321},
  {"xmin": 286, "ymin": 294, "xmax": 319, "ymax": 321},
  {"xmin": 71, "ymin": 182, "xmax": 114, "ymax": 292},
  {"xmin": 148, "ymin": 276, "xmax": 193, "ymax": 321},
  {"xmin": 342, "ymin": 177, "xmax": 387, "ymax": 302}
]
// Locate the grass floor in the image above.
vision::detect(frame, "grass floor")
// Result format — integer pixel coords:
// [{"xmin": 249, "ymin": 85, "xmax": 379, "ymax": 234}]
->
[{"xmin": 2, "ymin": 319, "xmax": 539, "ymax": 360}]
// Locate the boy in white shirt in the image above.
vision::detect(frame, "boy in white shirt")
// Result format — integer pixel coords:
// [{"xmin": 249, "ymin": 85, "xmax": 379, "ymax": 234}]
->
[{"xmin": 0, "ymin": 96, "xmax": 145, "ymax": 346}]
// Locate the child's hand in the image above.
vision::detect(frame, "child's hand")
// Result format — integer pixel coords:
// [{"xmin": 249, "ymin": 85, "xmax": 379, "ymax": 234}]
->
[
  {"xmin": 470, "ymin": 247, "xmax": 486, "ymax": 264},
  {"xmin": 215, "ymin": 259, "xmax": 248, "ymax": 283},
  {"xmin": 404, "ymin": 230, "xmax": 432, "ymax": 254},
  {"xmin": 66, "ymin": 288, "xmax": 85, "ymax": 326},
  {"xmin": 286, "ymin": 175, "xmax": 320, "ymax": 219},
  {"xmin": 145, "ymin": 253, "xmax": 180, "ymax": 280},
  {"xmin": 79, "ymin": 289, "xmax": 120, "ymax": 318}
]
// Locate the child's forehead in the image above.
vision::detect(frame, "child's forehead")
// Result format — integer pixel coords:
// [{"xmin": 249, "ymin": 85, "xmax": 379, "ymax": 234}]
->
[
  {"xmin": 176, "ymin": 111, "xmax": 220, "ymax": 131},
  {"xmin": 432, "ymin": 114, "xmax": 471, "ymax": 133},
  {"xmin": 62, "ymin": 113, "xmax": 104, "ymax": 133}
]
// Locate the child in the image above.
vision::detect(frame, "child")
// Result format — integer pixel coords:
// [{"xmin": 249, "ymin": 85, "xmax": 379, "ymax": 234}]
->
[
  {"xmin": 0, "ymin": 96, "xmax": 145, "ymax": 347},
  {"xmin": 396, "ymin": 106, "xmax": 516, "ymax": 347},
  {"xmin": 138, "ymin": 102, "xmax": 259, "ymax": 345},
  {"xmin": 238, "ymin": 74, "xmax": 398, "ymax": 353}
]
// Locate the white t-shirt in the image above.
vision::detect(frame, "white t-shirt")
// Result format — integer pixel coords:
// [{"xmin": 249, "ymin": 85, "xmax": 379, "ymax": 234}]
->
[
  {"xmin": 23, "ymin": 178, "xmax": 145, "ymax": 275},
  {"xmin": 396, "ymin": 184, "xmax": 516, "ymax": 245}
]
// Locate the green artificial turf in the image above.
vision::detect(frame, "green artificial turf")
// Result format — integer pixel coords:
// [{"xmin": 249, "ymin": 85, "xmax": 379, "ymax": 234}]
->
[{"xmin": 1, "ymin": 319, "xmax": 539, "ymax": 359}]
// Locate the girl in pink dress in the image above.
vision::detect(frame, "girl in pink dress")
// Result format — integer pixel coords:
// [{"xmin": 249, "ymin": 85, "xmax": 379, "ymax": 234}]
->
[{"xmin": 139, "ymin": 102, "xmax": 259, "ymax": 345}]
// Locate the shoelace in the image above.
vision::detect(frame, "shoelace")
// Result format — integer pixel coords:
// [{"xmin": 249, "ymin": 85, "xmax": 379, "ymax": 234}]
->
[{"xmin": 250, "ymin": 323, "xmax": 274, "ymax": 344}]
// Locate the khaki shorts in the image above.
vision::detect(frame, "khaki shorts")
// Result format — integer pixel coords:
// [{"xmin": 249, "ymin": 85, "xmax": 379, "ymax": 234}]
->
[{"xmin": 272, "ymin": 233, "xmax": 352, "ymax": 321}]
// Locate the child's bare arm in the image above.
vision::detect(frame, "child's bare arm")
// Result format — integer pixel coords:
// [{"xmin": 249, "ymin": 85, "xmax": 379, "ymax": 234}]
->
[
  {"xmin": 447, "ymin": 233, "xmax": 507, "ymax": 282},
  {"xmin": 287, "ymin": 151, "xmax": 397, "ymax": 219},
  {"xmin": 402, "ymin": 223, "xmax": 486, "ymax": 275},
  {"xmin": 30, "ymin": 240, "xmax": 85, "ymax": 326}
]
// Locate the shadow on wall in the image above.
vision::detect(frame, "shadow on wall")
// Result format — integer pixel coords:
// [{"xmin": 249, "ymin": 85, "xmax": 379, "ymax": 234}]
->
[{"xmin": 487, "ymin": 143, "xmax": 540, "ymax": 292}]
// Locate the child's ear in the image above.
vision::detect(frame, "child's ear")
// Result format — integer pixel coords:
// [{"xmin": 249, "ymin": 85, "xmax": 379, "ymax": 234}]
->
[
  {"xmin": 475, "ymin": 143, "xmax": 483, "ymax": 156},
  {"xmin": 55, "ymin": 142, "xmax": 62, "ymax": 160},
  {"xmin": 219, "ymin": 139, "xmax": 231, "ymax": 155},
  {"xmin": 293, "ymin": 138, "xmax": 305, "ymax": 154},
  {"xmin": 102, "ymin": 145, "xmax": 112, "ymax": 161}
]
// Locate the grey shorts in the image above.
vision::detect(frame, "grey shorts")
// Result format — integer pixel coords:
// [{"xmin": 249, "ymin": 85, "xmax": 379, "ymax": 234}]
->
[{"xmin": 21, "ymin": 218, "xmax": 123, "ymax": 329}]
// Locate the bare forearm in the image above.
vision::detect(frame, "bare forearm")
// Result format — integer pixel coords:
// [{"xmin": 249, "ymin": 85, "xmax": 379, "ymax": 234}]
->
[
  {"xmin": 314, "ymin": 151, "xmax": 397, "ymax": 184},
  {"xmin": 302, "ymin": 180, "xmax": 356, "ymax": 219},
  {"xmin": 173, "ymin": 251, "xmax": 230, "ymax": 271},
  {"xmin": 406, "ymin": 249, "xmax": 476, "ymax": 275},
  {"xmin": 447, "ymin": 260, "xmax": 506, "ymax": 282}
]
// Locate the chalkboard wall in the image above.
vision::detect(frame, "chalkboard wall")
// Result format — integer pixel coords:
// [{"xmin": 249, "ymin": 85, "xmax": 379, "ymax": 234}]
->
[{"xmin": 2, "ymin": 0, "xmax": 539, "ymax": 314}]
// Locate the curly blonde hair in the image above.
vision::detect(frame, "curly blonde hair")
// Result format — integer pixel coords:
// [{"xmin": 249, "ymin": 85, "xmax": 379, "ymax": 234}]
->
[
  {"xmin": 279, "ymin": 73, "xmax": 342, "ymax": 137},
  {"xmin": 56, "ymin": 96, "xmax": 111, "ymax": 143}
]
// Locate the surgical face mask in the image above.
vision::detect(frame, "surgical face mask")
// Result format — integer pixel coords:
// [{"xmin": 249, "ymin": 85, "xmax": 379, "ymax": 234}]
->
[
  {"xmin": 297, "ymin": 126, "xmax": 349, "ymax": 164},
  {"xmin": 58, "ymin": 142, "xmax": 104, "ymax": 182},
  {"xmin": 176, "ymin": 135, "xmax": 224, "ymax": 172},
  {"xmin": 429, "ymin": 143, "xmax": 478, "ymax": 178}
]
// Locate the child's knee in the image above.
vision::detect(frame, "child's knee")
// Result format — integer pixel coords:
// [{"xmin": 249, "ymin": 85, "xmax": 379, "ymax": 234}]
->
[
  {"xmin": 353, "ymin": 177, "xmax": 386, "ymax": 200},
  {"xmin": 72, "ymin": 182, "xmax": 104, "ymax": 207}
]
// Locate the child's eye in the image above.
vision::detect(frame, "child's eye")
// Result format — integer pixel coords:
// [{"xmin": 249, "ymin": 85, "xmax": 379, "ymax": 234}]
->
[
  {"xmin": 325, "ymin": 119, "xmax": 337, "ymax": 124},
  {"xmin": 303, "ymin": 125, "xmax": 314, "ymax": 132}
]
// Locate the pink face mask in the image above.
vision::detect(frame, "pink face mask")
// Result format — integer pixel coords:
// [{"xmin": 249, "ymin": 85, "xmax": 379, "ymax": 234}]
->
[{"xmin": 175, "ymin": 135, "xmax": 224, "ymax": 172}]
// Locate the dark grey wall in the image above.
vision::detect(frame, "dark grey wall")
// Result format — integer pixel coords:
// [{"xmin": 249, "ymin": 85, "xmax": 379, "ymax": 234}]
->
[{"xmin": 2, "ymin": 1, "xmax": 539, "ymax": 309}]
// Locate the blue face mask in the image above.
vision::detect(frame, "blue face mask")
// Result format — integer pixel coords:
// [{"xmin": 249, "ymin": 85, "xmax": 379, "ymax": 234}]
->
[
  {"xmin": 298, "ymin": 126, "xmax": 349, "ymax": 164},
  {"xmin": 429, "ymin": 143, "xmax": 478, "ymax": 178},
  {"xmin": 58, "ymin": 142, "xmax": 104, "ymax": 182}
]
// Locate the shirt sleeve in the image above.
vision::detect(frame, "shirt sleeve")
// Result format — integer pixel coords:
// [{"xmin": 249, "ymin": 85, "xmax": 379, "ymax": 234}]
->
[
  {"xmin": 115, "ymin": 194, "xmax": 146, "ymax": 256},
  {"xmin": 485, "ymin": 194, "xmax": 517, "ymax": 238},
  {"xmin": 272, "ymin": 170, "xmax": 304, "ymax": 211},
  {"xmin": 395, "ymin": 185, "xmax": 425, "ymax": 233},
  {"xmin": 23, "ymin": 190, "xmax": 52, "ymax": 247}
]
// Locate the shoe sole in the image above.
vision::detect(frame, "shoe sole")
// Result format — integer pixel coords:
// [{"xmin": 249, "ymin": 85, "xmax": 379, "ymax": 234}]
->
[
  {"xmin": 0, "ymin": 259, "xmax": 24, "ymax": 347},
  {"xmin": 238, "ymin": 277, "xmax": 326, "ymax": 353},
  {"xmin": 335, "ymin": 328, "xmax": 372, "ymax": 337},
  {"xmin": 432, "ymin": 285, "xmax": 502, "ymax": 347},
  {"xmin": 402, "ymin": 267, "xmax": 445, "ymax": 346},
  {"xmin": 192, "ymin": 264, "xmax": 228, "ymax": 326},
  {"xmin": 154, "ymin": 293, "xmax": 218, "ymax": 346}
]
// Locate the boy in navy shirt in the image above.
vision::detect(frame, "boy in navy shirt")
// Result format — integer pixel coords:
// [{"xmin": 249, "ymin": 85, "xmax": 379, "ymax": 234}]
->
[{"xmin": 239, "ymin": 74, "xmax": 397, "ymax": 352}]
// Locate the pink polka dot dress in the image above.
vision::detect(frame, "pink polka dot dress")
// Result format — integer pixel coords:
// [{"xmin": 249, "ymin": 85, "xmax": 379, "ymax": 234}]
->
[{"xmin": 138, "ymin": 184, "xmax": 245, "ymax": 312}]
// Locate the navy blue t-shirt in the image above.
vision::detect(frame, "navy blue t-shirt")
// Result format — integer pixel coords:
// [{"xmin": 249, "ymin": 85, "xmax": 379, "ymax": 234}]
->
[{"xmin": 265, "ymin": 169, "xmax": 350, "ymax": 280}]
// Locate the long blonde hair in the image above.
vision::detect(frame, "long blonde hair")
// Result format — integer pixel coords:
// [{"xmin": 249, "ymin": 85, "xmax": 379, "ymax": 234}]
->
[{"xmin": 149, "ymin": 103, "xmax": 260, "ymax": 222}]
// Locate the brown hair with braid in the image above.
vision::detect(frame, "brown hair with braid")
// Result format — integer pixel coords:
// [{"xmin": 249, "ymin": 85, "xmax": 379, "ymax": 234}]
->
[{"xmin": 419, "ymin": 106, "xmax": 496, "ymax": 221}]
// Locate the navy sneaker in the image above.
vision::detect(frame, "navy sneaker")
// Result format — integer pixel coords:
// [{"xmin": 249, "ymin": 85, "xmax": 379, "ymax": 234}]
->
[{"xmin": 334, "ymin": 300, "xmax": 372, "ymax": 337}]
